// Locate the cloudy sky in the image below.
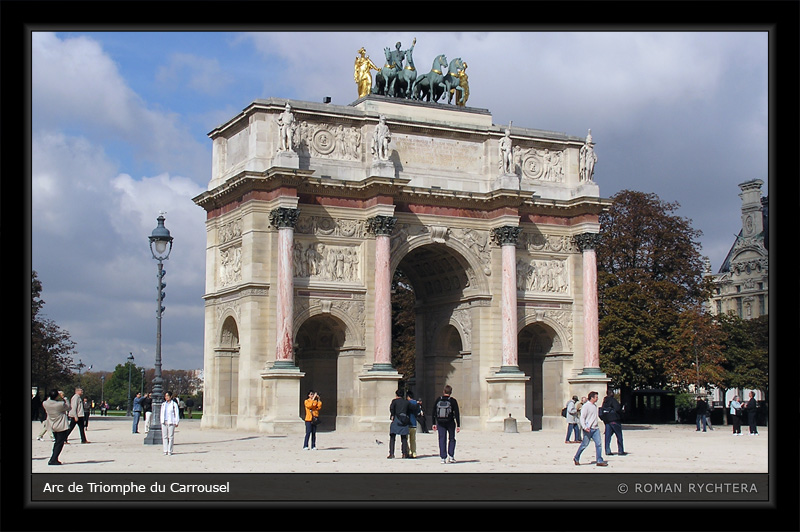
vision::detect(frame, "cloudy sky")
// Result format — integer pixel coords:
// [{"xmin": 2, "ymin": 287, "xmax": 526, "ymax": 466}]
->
[{"xmin": 30, "ymin": 30, "xmax": 769, "ymax": 373}]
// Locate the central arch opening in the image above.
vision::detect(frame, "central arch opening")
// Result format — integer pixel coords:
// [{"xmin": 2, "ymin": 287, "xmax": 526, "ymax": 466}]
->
[{"xmin": 393, "ymin": 243, "xmax": 473, "ymax": 412}]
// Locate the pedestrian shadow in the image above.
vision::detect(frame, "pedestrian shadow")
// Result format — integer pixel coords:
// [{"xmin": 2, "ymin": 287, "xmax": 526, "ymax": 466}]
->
[{"xmin": 174, "ymin": 436, "xmax": 263, "ymax": 446}]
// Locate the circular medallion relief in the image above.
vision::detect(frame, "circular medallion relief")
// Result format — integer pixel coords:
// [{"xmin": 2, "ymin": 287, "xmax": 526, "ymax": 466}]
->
[
  {"xmin": 522, "ymin": 155, "xmax": 544, "ymax": 180},
  {"xmin": 745, "ymin": 214, "xmax": 754, "ymax": 235},
  {"xmin": 312, "ymin": 129, "xmax": 336, "ymax": 155}
]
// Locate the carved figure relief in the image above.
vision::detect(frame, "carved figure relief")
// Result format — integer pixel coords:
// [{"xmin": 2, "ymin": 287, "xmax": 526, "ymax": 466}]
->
[
  {"xmin": 219, "ymin": 245, "xmax": 242, "ymax": 287},
  {"xmin": 217, "ymin": 218, "xmax": 242, "ymax": 245},
  {"xmin": 294, "ymin": 241, "xmax": 361, "ymax": 282},
  {"xmin": 296, "ymin": 121, "xmax": 363, "ymax": 160},
  {"xmin": 517, "ymin": 146, "xmax": 566, "ymax": 182},
  {"xmin": 516, "ymin": 258, "xmax": 569, "ymax": 294},
  {"xmin": 295, "ymin": 215, "xmax": 368, "ymax": 238},
  {"xmin": 519, "ymin": 232, "xmax": 578, "ymax": 254}
]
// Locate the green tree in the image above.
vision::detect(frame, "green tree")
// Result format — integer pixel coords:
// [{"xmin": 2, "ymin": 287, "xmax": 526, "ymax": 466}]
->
[
  {"xmin": 667, "ymin": 305, "xmax": 728, "ymax": 390},
  {"xmin": 391, "ymin": 268, "xmax": 416, "ymax": 386},
  {"xmin": 717, "ymin": 313, "xmax": 768, "ymax": 397},
  {"xmin": 31, "ymin": 271, "xmax": 77, "ymax": 395},
  {"xmin": 596, "ymin": 190, "xmax": 712, "ymax": 403}
]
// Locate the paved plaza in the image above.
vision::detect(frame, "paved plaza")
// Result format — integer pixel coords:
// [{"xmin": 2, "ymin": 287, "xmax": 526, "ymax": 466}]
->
[{"xmin": 31, "ymin": 415, "xmax": 768, "ymax": 474}]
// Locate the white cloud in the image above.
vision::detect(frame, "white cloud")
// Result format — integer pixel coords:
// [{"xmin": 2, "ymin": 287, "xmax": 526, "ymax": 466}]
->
[{"xmin": 156, "ymin": 52, "xmax": 232, "ymax": 95}]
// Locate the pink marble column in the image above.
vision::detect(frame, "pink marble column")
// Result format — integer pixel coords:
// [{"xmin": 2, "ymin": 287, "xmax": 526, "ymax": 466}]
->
[
  {"xmin": 493, "ymin": 226, "xmax": 522, "ymax": 373},
  {"xmin": 368, "ymin": 215, "xmax": 396, "ymax": 371},
  {"xmin": 270, "ymin": 207, "xmax": 300, "ymax": 368},
  {"xmin": 575, "ymin": 233, "xmax": 602, "ymax": 373}
]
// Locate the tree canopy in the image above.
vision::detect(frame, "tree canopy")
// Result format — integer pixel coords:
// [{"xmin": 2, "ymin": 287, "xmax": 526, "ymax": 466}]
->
[{"xmin": 596, "ymin": 190, "xmax": 714, "ymax": 399}]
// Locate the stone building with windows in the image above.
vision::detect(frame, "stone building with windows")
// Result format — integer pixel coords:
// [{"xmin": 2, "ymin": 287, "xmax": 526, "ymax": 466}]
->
[
  {"xmin": 705, "ymin": 179, "xmax": 768, "ymax": 320},
  {"xmin": 192, "ymin": 94, "xmax": 611, "ymax": 433}
]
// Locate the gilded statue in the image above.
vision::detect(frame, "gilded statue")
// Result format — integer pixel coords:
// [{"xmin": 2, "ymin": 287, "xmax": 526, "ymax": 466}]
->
[
  {"xmin": 451, "ymin": 60, "xmax": 469, "ymax": 106},
  {"xmin": 354, "ymin": 47, "xmax": 380, "ymax": 98}
]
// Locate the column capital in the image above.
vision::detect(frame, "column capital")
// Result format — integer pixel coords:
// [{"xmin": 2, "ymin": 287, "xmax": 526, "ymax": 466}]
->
[
  {"xmin": 269, "ymin": 207, "xmax": 300, "ymax": 229},
  {"xmin": 367, "ymin": 215, "xmax": 397, "ymax": 236},
  {"xmin": 491, "ymin": 225, "xmax": 521, "ymax": 246},
  {"xmin": 573, "ymin": 232, "xmax": 601, "ymax": 251}
]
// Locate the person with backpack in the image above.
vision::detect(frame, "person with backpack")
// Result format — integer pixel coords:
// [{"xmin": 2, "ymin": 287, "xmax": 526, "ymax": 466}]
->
[
  {"xmin": 388, "ymin": 389, "xmax": 411, "ymax": 459},
  {"xmin": 601, "ymin": 389, "xmax": 626, "ymax": 455},
  {"xmin": 565, "ymin": 395, "xmax": 581, "ymax": 443},
  {"xmin": 432, "ymin": 385, "xmax": 461, "ymax": 464}
]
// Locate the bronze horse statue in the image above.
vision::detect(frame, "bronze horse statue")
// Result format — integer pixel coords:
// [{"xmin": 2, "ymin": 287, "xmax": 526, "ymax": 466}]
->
[
  {"xmin": 394, "ymin": 42, "xmax": 417, "ymax": 99},
  {"xmin": 411, "ymin": 54, "xmax": 447, "ymax": 102},
  {"xmin": 373, "ymin": 47, "xmax": 400, "ymax": 97},
  {"xmin": 438, "ymin": 57, "xmax": 465, "ymax": 104}
]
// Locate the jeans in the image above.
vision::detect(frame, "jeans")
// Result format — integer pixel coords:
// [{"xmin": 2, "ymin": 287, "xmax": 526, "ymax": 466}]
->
[
  {"xmin": 604, "ymin": 422, "xmax": 624, "ymax": 453},
  {"xmin": 696, "ymin": 414, "xmax": 708, "ymax": 431},
  {"xmin": 574, "ymin": 427, "xmax": 605, "ymax": 464},
  {"xmin": 304, "ymin": 421, "xmax": 317, "ymax": 449},
  {"xmin": 132, "ymin": 411, "xmax": 141, "ymax": 432},
  {"xmin": 566, "ymin": 423, "xmax": 581, "ymax": 442},
  {"xmin": 437, "ymin": 421, "xmax": 457, "ymax": 459},
  {"xmin": 389, "ymin": 433, "xmax": 409, "ymax": 457}
]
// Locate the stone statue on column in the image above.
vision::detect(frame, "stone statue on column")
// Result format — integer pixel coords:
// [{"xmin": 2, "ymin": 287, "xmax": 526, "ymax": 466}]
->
[
  {"xmin": 277, "ymin": 103, "xmax": 296, "ymax": 153},
  {"xmin": 372, "ymin": 115, "xmax": 391, "ymax": 162},
  {"xmin": 579, "ymin": 129, "xmax": 597, "ymax": 182}
]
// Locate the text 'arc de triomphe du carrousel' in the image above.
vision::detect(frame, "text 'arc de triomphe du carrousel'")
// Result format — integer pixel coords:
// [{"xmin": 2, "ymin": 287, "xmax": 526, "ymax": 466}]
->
[{"xmin": 192, "ymin": 40, "xmax": 611, "ymax": 434}]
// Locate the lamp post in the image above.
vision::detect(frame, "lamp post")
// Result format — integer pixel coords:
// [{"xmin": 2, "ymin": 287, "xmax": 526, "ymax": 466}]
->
[
  {"xmin": 101, "ymin": 375, "xmax": 105, "ymax": 405},
  {"xmin": 126, "ymin": 353, "xmax": 134, "ymax": 416},
  {"xmin": 144, "ymin": 213, "xmax": 173, "ymax": 446},
  {"xmin": 141, "ymin": 368, "xmax": 145, "ymax": 396}
]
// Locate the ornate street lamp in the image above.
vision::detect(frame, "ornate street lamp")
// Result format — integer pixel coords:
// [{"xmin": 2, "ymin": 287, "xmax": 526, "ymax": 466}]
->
[
  {"xmin": 141, "ymin": 368, "xmax": 145, "ymax": 396},
  {"xmin": 144, "ymin": 214, "xmax": 173, "ymax": 446},
  {"xmin": 101, "ymin": 375, "xmax": 105, "ymax": 405},
  {"xmin": 126, "ymin": 353, "xmax": 134, "ymax": 416}
]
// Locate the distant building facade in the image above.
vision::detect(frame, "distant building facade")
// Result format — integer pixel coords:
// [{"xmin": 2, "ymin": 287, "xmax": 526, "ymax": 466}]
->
[
  {"xmin": 704, "ymin": 178, "xmax": 768, "ymax": 405},
  {"xmin": 705, "ymin": 179, "xmax": 768, "ymax": 320}
]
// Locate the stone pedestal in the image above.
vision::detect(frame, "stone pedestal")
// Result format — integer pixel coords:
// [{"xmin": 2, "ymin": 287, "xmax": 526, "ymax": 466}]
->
[
  {"xmin": 259, "ymin": 365, "xmax": 305, "ymax": 434},
  {"xmin": 369, "ymin": 160, "xmax": 395, "ymax": 178},
  {"xmin": 485, "ymin": 371, "xmax": 531, "ymax": 431},
  {"xmin": 568, "ymin": 373, "xmax": 611, "ymax": 406},
  {"xmin": 493, "ymin": 173, "xmax": 520, "ymax": 190},
  {"xmin": 273, "ymin": 150, "xmax": 299, "ymax": 169},
  {"xmin": 358, "ymin": 369, "xmax": 401, "ymax": 432}
]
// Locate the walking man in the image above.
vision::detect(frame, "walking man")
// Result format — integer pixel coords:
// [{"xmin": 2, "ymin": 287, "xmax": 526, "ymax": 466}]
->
[
  {"xmin": 432, "ymin": 385, "xmax": 461, "ymax": 464},
  {"xmin": 573, "ymin": 391, "xmax": 607, "ymax": 466},
  {"xmin": 565, "ymin": 395, "xmax": 581, "ymax": 443},
  {"xmin": 601, "ymin": 390, "xmax": 626, "ymax": 455},
  {"xmin": 67, "ymin": 387, "xmax": 90, "ymax": 444},
  {"xmin": 43, "ymin": 390, "xmax": 71, "ymax": 465}
]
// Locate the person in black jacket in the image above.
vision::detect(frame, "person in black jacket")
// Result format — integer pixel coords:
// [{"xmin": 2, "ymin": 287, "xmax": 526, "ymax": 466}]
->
[
  {"xmin": 744, "ymin": 391, "xmax": 759, "ymax": 435},
  {"xmin": 601, "ymin": 390, "xmax": 626, "ymax": 456},
  {"xmin": 432, "ymin": 385, "xmax": 461, "ymax": 464},
  {"xmin": 388, "ymin": 389, "xmax": 410, "ymax": 459},
  {"xmin": 695, "ymin": 396, "xmax": 710, "ymax": 432}
]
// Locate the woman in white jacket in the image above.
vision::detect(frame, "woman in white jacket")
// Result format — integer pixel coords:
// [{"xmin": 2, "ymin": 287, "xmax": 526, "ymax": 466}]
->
[{"xmin": 160, "ymin": 391, "xmax": 180, "ymax": 455}]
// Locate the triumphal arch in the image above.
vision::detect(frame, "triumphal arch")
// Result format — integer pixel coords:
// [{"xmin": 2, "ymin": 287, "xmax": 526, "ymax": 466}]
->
[{"xmin": 193, "ymin": 46, "xmax": 611, "ymax": 433}]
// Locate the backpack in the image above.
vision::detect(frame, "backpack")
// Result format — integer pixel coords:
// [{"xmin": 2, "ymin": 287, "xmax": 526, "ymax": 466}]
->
[{"xmin": 435, "ymin": 397, "xmax": 453, "ymax": 424}]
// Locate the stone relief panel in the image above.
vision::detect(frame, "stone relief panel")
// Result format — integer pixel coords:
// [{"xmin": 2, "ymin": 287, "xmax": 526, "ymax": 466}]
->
[
  {"xmin": 295, "ymin": 215, "xmax": 368, "ymax": 238},
  {"xmin": 515, "ymin": 146, "xmax": 566, "ymax": 183},
  {"xmin": 294, "ymin": 296, "xmax": 366, "ymax": 346},
  {"xmin": 219, "ymin": 245, "xmax": 242, "ymax": 288},
  {"xmin": 293, "ymin": 241, "xmax": 361, "ymax": 282},
  {"xmin": 447, "ymin": 227, "xmax": 493, "ymax": 276},
  {"xmin": 519, "ymin": 231, "xmax": 578, "ymax": 254},
  {"xmin": 520, "ymin": 306, "xmax": 573, "ymax": 351},
  {"xmin": 516, "ymin": 258, "xmax": 569, "ymax": 294},
  {"xmin": 218, "ymin": 218, "xmax": 243, "ymax": 245},
  {"xmin": 296, "ymin": 121, "xmax": 362, "ymax": 160}
]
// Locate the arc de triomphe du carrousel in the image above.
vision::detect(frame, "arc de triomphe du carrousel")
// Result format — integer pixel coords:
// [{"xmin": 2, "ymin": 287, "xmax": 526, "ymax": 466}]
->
[{"xmin": 192, "ymin": 42, "xmax": 611, "ymax": 434}]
